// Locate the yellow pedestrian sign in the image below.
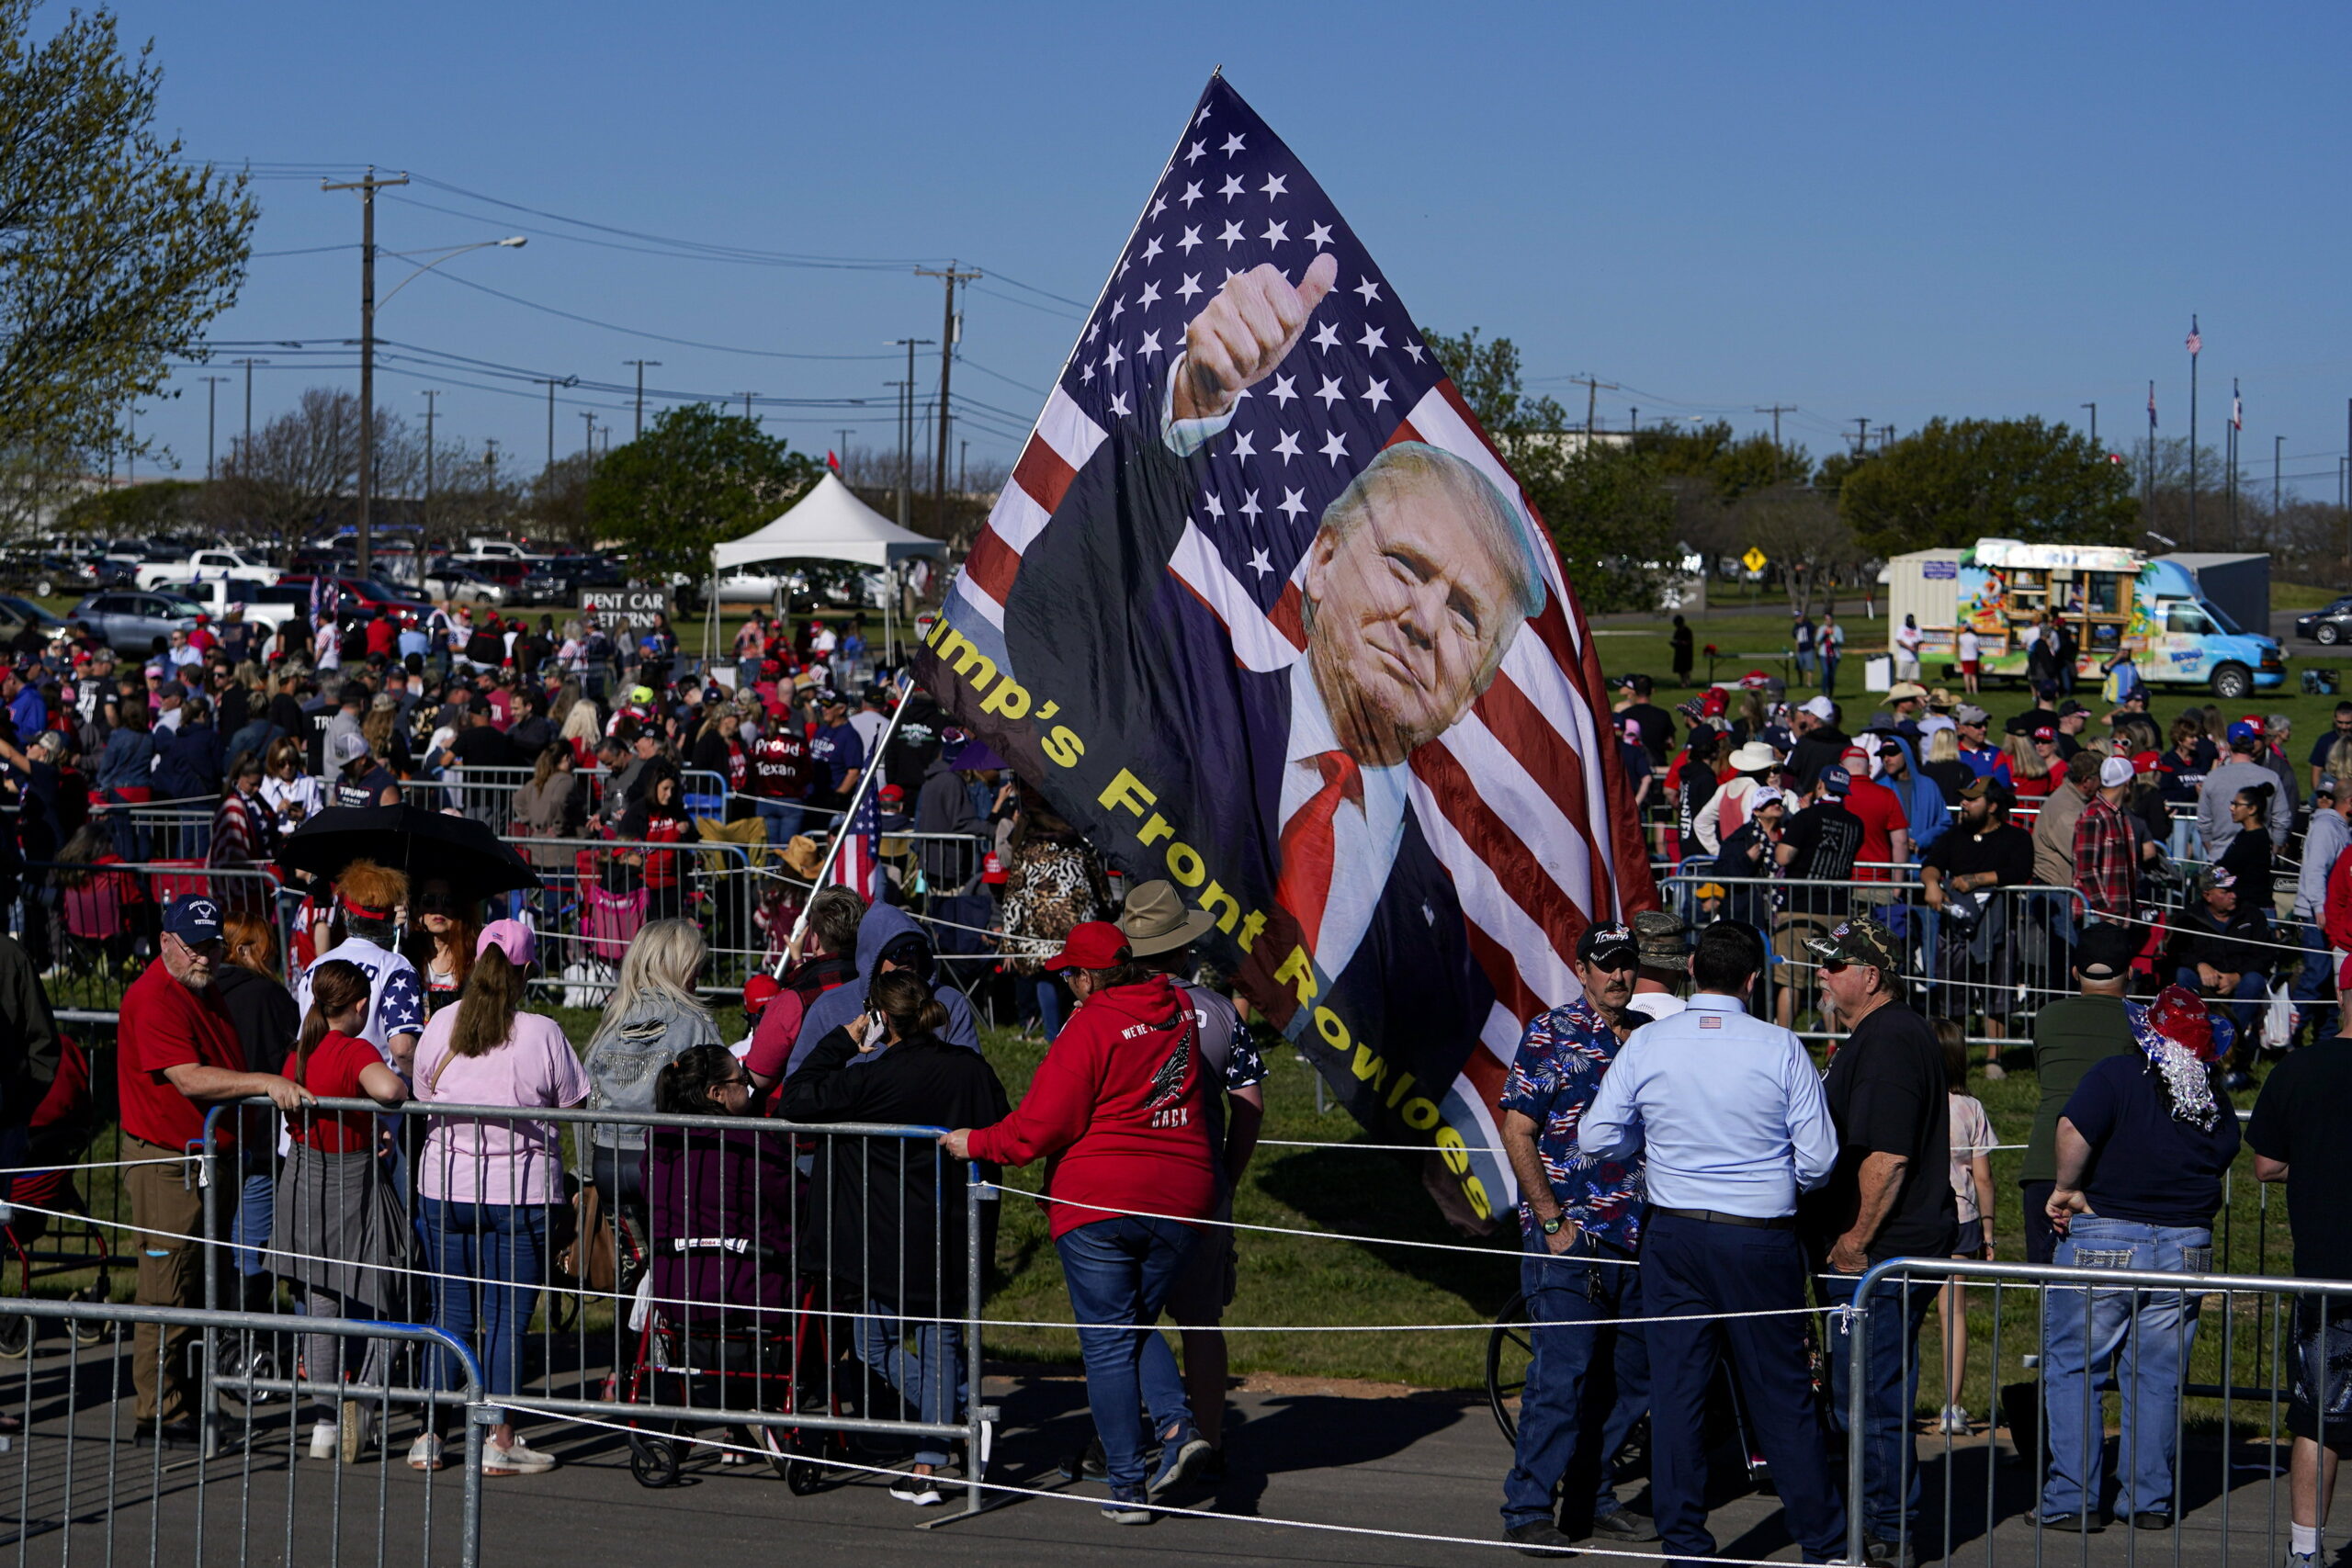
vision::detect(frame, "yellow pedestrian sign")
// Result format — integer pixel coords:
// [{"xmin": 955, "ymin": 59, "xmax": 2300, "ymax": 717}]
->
[{"xmin": 1741, "ymin": 547, "xmax": 1767, "ymax": 574}]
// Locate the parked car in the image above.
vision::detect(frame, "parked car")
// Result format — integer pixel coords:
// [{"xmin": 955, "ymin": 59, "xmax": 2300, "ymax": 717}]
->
[
  {"xmin": 144, "ymin": 577, "xmax": 300, "ymax": 630},
  {"xmin": 0, "ymin": 552, "xmax": 104, "ymax": 600},
  {"xmin": 0, "ymin": 594, "xmax": 73, "ymax": 648},
  {"xmin": 132, "ymin": 547, "xmax": 281, "ymax": 592},
  {"xmin": 66, "ymin": 589, "xmax": 204, "ymax": 656},
  {"xmin": 273, "ymin": 573, "xmax": 435, "ymax": 622},
  {"xmin": 421, "ymin": 562, "xmax": 510, "ymax": 605},
  {"xmin": 2296, "ymin": 596, "xmax": 2352, "ymax": 646}
]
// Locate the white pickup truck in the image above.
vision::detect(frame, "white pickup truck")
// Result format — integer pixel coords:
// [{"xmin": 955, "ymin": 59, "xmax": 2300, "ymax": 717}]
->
[
  {"xmin": 133, "ymin": 548, "xmax": 282, "ymax": 592},
  {"xmin": 145, "ymin": 576, "xmax": 300, "ymax": 629}
]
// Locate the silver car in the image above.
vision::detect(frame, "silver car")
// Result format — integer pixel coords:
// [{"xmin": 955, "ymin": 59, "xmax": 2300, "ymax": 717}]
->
[{"xmin": 68, "ymin": 589, "xmax": 203, "ymax": 656}]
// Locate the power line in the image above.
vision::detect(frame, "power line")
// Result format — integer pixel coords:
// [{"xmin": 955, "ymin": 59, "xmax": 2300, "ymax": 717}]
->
[{"xmin": 412, "ymin": 267, "xmax": 899, "ymax": 360}]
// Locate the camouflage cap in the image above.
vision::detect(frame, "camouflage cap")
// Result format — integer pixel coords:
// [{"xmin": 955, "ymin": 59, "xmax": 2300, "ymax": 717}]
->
[
  {"xmin": 1804, "ymin": 916, "xmax": 1901, "ymax": 974},
  {"xmin": 1632, "ymin": 908, "xmax": 1688, "ymax": 967}
]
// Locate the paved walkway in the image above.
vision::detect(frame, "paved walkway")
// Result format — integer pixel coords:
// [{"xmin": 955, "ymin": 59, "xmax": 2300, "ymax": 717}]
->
[{"xmin": 0, "ymin": 1345, "xmax": 2324, "ymax": 1567}]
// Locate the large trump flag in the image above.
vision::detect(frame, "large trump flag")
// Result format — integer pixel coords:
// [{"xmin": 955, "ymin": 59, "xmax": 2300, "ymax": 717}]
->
[{"xmin": 916, "ymin": 73, "xmax": 1656, "ymax": 1225}]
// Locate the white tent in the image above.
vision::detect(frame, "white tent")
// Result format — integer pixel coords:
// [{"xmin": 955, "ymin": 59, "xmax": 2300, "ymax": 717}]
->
[{"xmin": 712, "ymin": 473, "xmax": 947, "ymax": 571}]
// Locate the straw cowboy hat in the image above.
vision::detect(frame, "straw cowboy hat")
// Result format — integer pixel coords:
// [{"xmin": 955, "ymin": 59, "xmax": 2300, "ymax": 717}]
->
[{"xmin": 781, "ymin": 835, "xmax": 827, "ymax": 882}]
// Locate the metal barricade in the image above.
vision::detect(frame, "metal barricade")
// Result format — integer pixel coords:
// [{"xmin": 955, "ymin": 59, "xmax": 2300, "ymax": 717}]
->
[
  {"xmin": 1660, "ymin": 871, "xmax": 2320, "ymax": 1054},
  {"xmin": 504, "ymin": 836, "xmax": 769, "ymax": 1004},
  {"xmin": 0, "ymin": 1297, "xmax": 483, "ymax": 1565},
  {"xmin": 205, "ymin": 1097, "xmax": 997, "ymax": 1524},
  {"xmin": 28, "ymin": 862, "xmax": 291, "ymax": 1016},
  {"xmin": 1843, "ymin": 1256, "xmax": 2350, "ymax": 1568}
]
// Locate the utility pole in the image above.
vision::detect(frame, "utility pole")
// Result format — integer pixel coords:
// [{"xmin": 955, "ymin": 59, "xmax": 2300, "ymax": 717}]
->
[
  {"xmin": 532, "ymin": 376, "xmax": 576, "ymax": 480},
  {"xmin": 735, "ymin": 392, "xmax": 759, "ymax": 423},
  {"xmin": 582, "ymin": 410, "xmax": 597, "ymax": 463},
  {"xmin": 1878, "ymin": 424, "xmax": 1895, "ymax": 452},
  {"xmin": 837, "ymin": 427, "xmax": 854, "ymax": 476},
  {"xmin": 959, "ymin": 438, "xmax": 968, "ymax": 495},
  {"xmin": 2081, "ymin": 402, "xmax": 2098, "ymax": 448},
  {"xmin": 2228, "ymin": 378, "xmax": 2240, "ymax": 533},
  {"xmin": 234, "ymin": 357, "xmax": 267, "ymax": 470},
  {"xmin": 1566, "ymin": 376, "xmax": 1620, "ymax": 438},
  {"xmin": 1851, "ymin": 417, "xmax": 1871, "ymax": 457},
  {"xmin": 198, "ymin": 376, "xmax": 229, "ymax": 480},
  {"xmin": 2276, "ymin": 434, "xmax": 2283, "ymax": 516},
  {"xmin": 420, "ymin": 391, "xmax": 438, "ymax": 555},
  {"xmin": 915, "ymin": 264, "xmax": 982, "ymax": 534},
  {"xmin": 322, "ymin": 166, "xmax": 410, "ymax": 581},
  {"xmin": 1754, "ymin": 405, "xmax": 1795, "ymax": 482},
  {"xmin": 623, "ymin": 359, "xmax": 660, "ymax": 439},
  {"xmin": 887, "ymin": 337, "xmax": 933, "ymax": 528}
]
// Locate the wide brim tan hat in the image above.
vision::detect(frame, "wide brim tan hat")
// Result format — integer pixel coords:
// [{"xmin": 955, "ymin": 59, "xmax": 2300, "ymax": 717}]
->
[
  {"xmin": 1729, "ymin": 740, "xmax": 1780, "ymax": 773},
  {"xmin": 782, "ymin": 835, "xmax": 826, "ymax": 881},
  {"xmin": 1119, "ymin": 878, "xmax": 1215, "ymax": 956}
]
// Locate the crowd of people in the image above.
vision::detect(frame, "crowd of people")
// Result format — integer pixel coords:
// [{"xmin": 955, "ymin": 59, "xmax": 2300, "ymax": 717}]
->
[
  {"xmin": 1614, "ymin": 665, "xmax": 2335, "ymax": 1086},
  {"xmin": 1498, "ymin": 908, "xmax": 2346, "ymax": 1567}
]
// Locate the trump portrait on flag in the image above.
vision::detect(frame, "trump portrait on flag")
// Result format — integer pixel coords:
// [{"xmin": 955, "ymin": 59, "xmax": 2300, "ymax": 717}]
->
[{"xmin": 918, "ymin": 75, "xmax": 1652, "ymax": 1224}]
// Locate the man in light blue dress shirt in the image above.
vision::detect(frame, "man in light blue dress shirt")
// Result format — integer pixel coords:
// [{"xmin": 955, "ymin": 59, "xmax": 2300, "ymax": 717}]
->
[{"xmin": 1579, "ymin": 921, "xmax": 1845, "ymax": 1566}]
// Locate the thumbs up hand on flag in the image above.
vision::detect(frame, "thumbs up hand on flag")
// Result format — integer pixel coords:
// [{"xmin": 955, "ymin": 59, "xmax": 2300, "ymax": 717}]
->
[{"xmin": 1170, "ymin": 251, "xmax": 1339, "ymax": 423}]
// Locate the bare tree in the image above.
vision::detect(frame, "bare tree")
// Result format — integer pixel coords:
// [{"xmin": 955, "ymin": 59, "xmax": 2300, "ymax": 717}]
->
[
  {"xmin": 1737, "ymin": 486, "xmax": 1861, "ymax": 619},
  {"xmin": 200, "ymin": 386, "xmax": 424, "ymax": 542}
]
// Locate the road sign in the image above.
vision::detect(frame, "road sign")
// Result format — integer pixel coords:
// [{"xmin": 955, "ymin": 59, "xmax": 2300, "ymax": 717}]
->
[{"xmin": 1741, "ymin": 547, "xmax": 1767, "ymax": 574}]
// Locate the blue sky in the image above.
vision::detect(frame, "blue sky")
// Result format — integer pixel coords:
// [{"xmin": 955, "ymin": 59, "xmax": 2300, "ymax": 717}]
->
[{"xmin": 108, "ymin": 0, "xmax": 2352, "ymax": 499}]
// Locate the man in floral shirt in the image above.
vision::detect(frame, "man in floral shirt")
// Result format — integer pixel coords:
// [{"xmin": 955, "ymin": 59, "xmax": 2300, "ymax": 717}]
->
[{"xmin": 1497, "ymin": 922, "xmax": 1653, "ymax": 1555}]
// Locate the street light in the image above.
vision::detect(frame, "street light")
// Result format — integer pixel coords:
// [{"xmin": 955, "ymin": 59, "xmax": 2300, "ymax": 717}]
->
[{"xmin": 377, "ymin": 236, "xmax": 527, "ymax": 307}]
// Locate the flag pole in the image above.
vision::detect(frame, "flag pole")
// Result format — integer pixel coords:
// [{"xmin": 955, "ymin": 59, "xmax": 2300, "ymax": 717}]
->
[
  {"xmin": 2188, "ymin": 315, "xmax": 2200, "ymax": 549},
  {"xmin": 779, "ymin": 672, "xmax": 917, "ymax": 960}
]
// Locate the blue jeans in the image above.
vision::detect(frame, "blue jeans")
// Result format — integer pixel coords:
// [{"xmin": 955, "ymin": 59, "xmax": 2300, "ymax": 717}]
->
[
  {"xmin": 2041, "ymin": 1217, "xmax": 2210, "ymax": 1520},
  {"xmin": 1820, "ymin": 655, "xmax": 1840, "ymax": 696},
  {"xmin": 2173, "ymin": 965, "xmax": 2268, "ymax": 1043},
  {"xmin": 1501, "ymin": 1230, "xmax": 1649, "ymax": 1529},
  {"xmin": 2290, "ymin": 920, "xmax": 2335, "ymax": 1044},
  {"xmin": 1820, "ymin": 1269, "xmax": 1938, "ymax": 1543},
  {"xmin": 752, "ymin": 796, "xmax": 804, "ymax": 847},
  {"xmin": 854, "ymin": 1304, "xmax": 964, "ymax": 1468},
  {"xmin": 1053, "ymin": 1215, "xmax": 1197, "ymax": 1495},
  {"xmin": 416, "ymin": 1197, "xmax": 547, "ymax": 1408},
  {"xmin": 232, "ymin": 1168, "xmax": 274, "ymax": 1279},
  {"xmin": 1023, "ymin": 976, "xmax": 1067, "ymax": 1042}
]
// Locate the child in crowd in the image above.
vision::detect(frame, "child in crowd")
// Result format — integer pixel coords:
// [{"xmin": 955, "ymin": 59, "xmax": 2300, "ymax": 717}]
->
[{"xmin": 1935, "ymin": 1019, "xmax": 1996, "ymax": 1436}]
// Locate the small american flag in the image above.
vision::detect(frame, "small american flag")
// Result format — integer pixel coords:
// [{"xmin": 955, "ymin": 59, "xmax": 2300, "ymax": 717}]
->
[
  {"xmin": 2148, "ymin": 380, "xmax": 2157, "ymax": 426},
  {"xmin": 2231, "ymin": 378, "xmax": 2243, "ymax": 432},
  {"xmin": 828, "ymin": 785, "xmax": 881, "ymax": 902},
  {"xmin": 2187, "ymin": 316, "xmax": 2201, "ymax": 356}
]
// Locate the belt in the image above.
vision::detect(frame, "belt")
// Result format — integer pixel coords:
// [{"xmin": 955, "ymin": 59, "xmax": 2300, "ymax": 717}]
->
[{"xmin": 1649, "ymin": 1205, "xmax": 1797, "ymax": 1232}]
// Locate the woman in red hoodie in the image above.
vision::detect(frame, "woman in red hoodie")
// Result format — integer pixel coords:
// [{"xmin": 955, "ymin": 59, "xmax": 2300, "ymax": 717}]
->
[{"xmin": 942, "ymin": 921, "xmax": 1217, "ymax": 1524}]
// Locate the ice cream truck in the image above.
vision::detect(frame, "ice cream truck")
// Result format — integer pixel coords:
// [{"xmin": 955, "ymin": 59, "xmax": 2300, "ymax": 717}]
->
[{"xmin": 1885, "ymin": 538, "xmax": 2284, "ymax": 699}]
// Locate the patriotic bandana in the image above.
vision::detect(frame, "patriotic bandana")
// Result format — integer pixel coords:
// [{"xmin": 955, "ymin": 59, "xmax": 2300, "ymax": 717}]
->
[{"xmin": 2126, "ymin": 985, "xmax": 2222, "ymax": 1132}]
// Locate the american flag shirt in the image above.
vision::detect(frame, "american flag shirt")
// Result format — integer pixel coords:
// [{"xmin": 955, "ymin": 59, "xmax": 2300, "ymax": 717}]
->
[{"xmin": 1498, "ymin": 997, "xmax": 1645, "ymax": 1251}]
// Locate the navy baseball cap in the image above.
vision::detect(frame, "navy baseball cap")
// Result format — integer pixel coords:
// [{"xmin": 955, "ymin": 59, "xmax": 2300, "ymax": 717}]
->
[
  {"xmin": 163, "ymin": 896, "xmax": 224, "ymax": 944},
  {"xmin": 1817, "ymin": 764, "xmax": 1851, "ymax": 796},
  {"xmin": 1576, "ymin": 922, "xmax": 1638, "ymax": 966}
]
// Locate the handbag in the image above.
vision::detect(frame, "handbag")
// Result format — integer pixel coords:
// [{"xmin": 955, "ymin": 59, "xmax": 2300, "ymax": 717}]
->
[{"xmin": 555, "ymin": 1179, "xmax": 616, "ymax": 1292}]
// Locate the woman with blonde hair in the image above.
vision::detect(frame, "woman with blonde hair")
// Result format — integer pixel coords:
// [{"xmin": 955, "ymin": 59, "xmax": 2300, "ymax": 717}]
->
[
  {"xmin": 582, "ymin": 919, "xmax": 721, "ymax": 1224},
  {"xmin": 559, "ymin": 693, "xmax": 604, "ymax": 770},
  {"xmin": 2003, "ymin": 729, "xmax": 2057, "ymax": 805}
]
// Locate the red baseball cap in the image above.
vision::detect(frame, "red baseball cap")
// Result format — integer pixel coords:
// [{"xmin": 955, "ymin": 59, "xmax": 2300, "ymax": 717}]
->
[
  {"xmin": 2031, "ymin": 725, "xmax": 2057, "ymax": 742},
  {"xmin": 742, "ymin": 973, "xmax": 783, "ymax": 1019},
  {"xmin": 2132, "ymin": 750, "xmax": 2163, "ymax": 773},
  {"xmin": 1044, "ymin": 919, "xmax": 1132, "ymax": 972}
]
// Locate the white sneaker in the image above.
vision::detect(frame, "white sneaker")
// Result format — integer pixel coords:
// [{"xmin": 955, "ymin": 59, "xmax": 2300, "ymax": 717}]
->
[
  {"xmin": 405, "ymin": 1433, "xmax": 445, "ymax": 1472},
  {"xmin": 1982, "ymin": 1061, "xmax": 2007, "ymax": 1081},
  {"xmin": 1939, "ymin": 1404, "xmax": 1969, "ymax": 1435},
  {"xmin": 890, "ymin": 1470, "xmax": 944, "ymax": 1506},
  {"xmin": 481, "ymin": 1438, "xmax": 556, "ymax": 1476},
  {"xmin": 308, "ymin": 1420, "xmax": 337, "ymax": 1461}
]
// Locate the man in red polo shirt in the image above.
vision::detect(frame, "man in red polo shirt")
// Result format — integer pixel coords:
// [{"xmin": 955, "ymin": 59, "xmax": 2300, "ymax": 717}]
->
[
  {"xmin": 119, "ymin": 896, "xmax": 310, "ymax": 1444},
  {"xmin": 1838, "ymin": 744, "xmax": 1914, "ymax": 884}
]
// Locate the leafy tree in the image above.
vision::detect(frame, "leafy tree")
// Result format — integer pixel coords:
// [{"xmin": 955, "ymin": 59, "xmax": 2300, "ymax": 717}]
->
[
  {"xmin": 1836, "ymin": 416, "xmax": 2135, "ymax": 558},
  {"xmin": 1423, "ymin": 327, "xmax": 1678, "ymax": 612},
  {"xmin": 0, "ymin": 1, "xmax": 254, "ymax": 466},
  {"xmin": 1641, "ymin": 419, "xmax": 1812, "ymax": 502},
  {"xmin": 583, "ymin": 404, "xmax": 820, "ymax": 581},
  {"xmin": 56, "ymin": 477, "xmax": 200, "ymax": 534}
]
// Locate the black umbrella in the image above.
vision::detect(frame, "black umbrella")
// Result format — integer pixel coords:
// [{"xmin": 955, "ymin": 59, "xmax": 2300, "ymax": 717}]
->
[{"xmin": 278, "ymin": 804, "xmax": 541, "ymax": 904}]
